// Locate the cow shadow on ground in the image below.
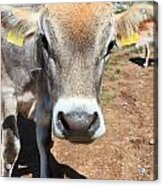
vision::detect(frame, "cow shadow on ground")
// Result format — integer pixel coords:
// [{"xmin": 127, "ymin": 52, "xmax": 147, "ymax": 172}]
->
[
  {"xmin": 49, "ymin": 153, "xmax": 86, "ymax": 179},
  {"xmin": 129, "ymin": 57, "xmax": 158, "ymax": 68},
  {"xmin": 12, "ymin": 113, "xmax": 86, "ymax": 179}
]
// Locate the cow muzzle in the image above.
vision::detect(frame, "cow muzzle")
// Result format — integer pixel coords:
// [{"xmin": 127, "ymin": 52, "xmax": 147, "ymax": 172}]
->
[{"xmin": 52, "ymin": 97, "xmax": 106, "ymax": 143}]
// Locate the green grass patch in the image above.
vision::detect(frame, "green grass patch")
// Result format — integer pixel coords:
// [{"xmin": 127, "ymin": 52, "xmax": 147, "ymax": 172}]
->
[
  {"xmin": 100, "ymin": 90, "xmax": 117, "ymax": 105},
  {"xmin": 105, "ymin": 65, "xmax": 121, "ymax": 82}
]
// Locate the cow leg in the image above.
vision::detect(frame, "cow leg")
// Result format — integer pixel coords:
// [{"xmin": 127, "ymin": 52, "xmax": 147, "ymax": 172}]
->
[
  {"xmin": 36, "ymin": 122, "xmax": 52, "ymax": 178},
  {"xmin": 144, "ymin": 43, "xmax": 150, "ymax": 68},
  {"xmin": 1, "ymin": 95, "xmax": 20, "ymax": 177}
]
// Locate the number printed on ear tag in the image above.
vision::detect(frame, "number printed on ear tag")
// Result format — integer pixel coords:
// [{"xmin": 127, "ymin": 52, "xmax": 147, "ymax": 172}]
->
[{"xmin": 7, "ymin": 30, "xmax": 25, "ymax": 47}]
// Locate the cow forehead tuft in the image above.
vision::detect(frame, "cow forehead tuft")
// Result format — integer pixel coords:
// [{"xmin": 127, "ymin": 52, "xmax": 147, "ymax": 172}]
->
[
  {"xmin": 45, "ymin": 3, "xmax": 113, "ymax": 18},
  {"xmin": 44, "ymin": 3, "xmax": 113, "ymax": 46}
]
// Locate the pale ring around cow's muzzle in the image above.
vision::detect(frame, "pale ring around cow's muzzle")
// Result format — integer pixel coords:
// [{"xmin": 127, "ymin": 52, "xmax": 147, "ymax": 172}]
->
[{"xmin": 52, "ymin": 97, "xmax": 106, "ymax": 143}]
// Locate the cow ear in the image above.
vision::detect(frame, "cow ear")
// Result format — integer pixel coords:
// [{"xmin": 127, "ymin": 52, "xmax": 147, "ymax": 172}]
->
[
  {"xmin": 1, "ymin": 6, "xmax": 40, "ymax": 42},
  {"xmin": 114, "ymin": 3, "xmax": 155, "ymax": 40}
]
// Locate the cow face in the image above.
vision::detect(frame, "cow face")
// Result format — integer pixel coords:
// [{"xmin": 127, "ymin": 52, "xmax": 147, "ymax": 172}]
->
[{"xmin": 39, "ymin": 4, "xmax": 115, "ymax": 142}]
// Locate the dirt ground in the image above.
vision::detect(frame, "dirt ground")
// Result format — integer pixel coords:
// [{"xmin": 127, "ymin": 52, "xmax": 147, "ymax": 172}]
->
[{"xmin": 52, "ymin": 49, "xmax": 158, "ymax": 180}]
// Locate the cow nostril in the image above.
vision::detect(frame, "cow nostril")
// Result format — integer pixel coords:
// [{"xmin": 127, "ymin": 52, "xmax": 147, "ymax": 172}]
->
[
  {"xmin": 58, "ymin": 112, "xmax": 70, "ymax": 131},
  {"xmin": 88, "ymin": 112, "xmax": 98, "ymax": 129}
]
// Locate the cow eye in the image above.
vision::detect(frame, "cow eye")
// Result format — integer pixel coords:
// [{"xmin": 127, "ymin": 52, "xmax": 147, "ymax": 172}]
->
[
  {"xmin": 41, "ymin": 34, "xmax": 55, "ymax": 60},
  {"xmin": 104, "ymin": 40, "xmax": 116, "ymax": 57},
  {"xmin": 41, "ymin": 34, "xmax": 49, "ymax": 52}
]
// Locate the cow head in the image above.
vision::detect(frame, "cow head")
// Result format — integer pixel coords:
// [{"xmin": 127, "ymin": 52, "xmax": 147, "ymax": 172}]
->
[
  {"xmin": 1, "ymin": 3, "xmax": 154, "ymax": 142},
  {"xmin": 38, "ymin": 3, "xmax": 117, "ymax": 142}
]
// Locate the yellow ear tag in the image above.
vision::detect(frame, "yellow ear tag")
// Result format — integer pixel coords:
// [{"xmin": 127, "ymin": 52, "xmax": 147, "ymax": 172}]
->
[
  {"xmin": 120, "ymin": 32, "xmax": 141, "ymax": 46},
  {"xmin": 7, "ymin": 30, "xmax": 25, "ymax": 47}
]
